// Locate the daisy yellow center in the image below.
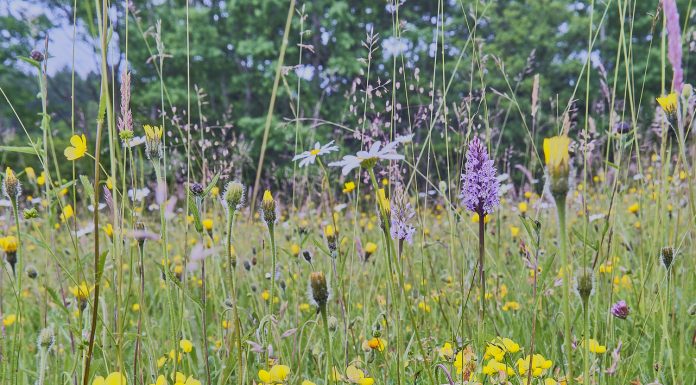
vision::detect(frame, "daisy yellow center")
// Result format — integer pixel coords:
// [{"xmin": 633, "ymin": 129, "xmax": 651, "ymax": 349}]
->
[{"xmin": 310, "ymin": 149, "xmax": 321, "ymax": 156}]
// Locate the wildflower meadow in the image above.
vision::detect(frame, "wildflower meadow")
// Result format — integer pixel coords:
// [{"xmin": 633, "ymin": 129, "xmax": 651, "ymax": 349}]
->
[{"xmin": 1, "ymin": 0, "xmax": 695, "ymax": 385}]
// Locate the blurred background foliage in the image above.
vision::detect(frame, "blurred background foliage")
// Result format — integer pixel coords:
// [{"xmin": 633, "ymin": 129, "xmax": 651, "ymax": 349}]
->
[{"xmin": 1, "ymin": 0, "xmax": 694, "ymax": 186}]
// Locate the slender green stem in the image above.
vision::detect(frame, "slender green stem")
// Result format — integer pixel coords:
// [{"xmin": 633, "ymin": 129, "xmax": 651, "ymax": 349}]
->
[
  {"xmin": 225, "ymin": 210, "xmax": 244, "ymax": 385},
  {"xmin": 556, "ymin": 195, "xmax": 574, "ymax": 385},
  {"xmin": 582, "ymin": 299, "xmax": 590, "ymax": 385},
  {"xmin": 320, "ymin": 306, "xmax": 333, "ymax": 385}
]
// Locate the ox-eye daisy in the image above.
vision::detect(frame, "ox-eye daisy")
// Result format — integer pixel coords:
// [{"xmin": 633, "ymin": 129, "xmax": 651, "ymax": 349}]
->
[
  {"xmin": 329, "ymin": 134, "xmax": 412, "ymax": 175},
  {"xmin": 292, "ymin": 141, "xmax": 339, "ymax": 167}
]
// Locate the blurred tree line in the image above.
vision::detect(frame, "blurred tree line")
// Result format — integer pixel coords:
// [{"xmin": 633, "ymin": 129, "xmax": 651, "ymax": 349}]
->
[{"xmin": 1, "ymin": 0, "xmax": 694, "ymax": 187}]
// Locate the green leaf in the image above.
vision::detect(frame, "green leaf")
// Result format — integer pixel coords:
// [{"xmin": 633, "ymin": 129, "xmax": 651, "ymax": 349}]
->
[
  {"xmin": 203, "ymin": 172, "xmax": 221, "ymax": 197},
  {"xmin": 0, "ymin": 145, "xmax": 40, "ymax": 155},
  {"xmin": 18, "ymin": 56, "xmax": 40, "ymax": 70},
  {"xmin": 188, "ymin": 192, "xmax": 204, "ymax": 234},
  {"xmin": 79, "ymin": 175, "xmax": 95, "ymax": 205}
]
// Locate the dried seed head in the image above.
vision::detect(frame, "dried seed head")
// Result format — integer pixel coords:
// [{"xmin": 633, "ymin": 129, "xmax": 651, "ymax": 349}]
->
[
  {"xmin": 26, "ymin": 265, "xmax": 38, "ymax": 279},
  {"xmin": 37, "ymin": 326, "xmax": 55, "ymax": 350},
  {"xmin": 302, "ymin": 249, "xmax": 313, "ymax": 263},
  {"xmin": 660, "ymin": 247, "xmax": 674, "ymax": 269}
]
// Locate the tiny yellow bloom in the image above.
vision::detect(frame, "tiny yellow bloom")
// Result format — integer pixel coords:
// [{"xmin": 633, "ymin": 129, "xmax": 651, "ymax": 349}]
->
[
  {"xmin": 202, "ymin": 219, "xmax": 213, "ymax": 231},
  {"xmin": 367, "ymin": 337, "xmax": 387, "ymax": 352},
  {"xmin": 509, "ymin": 226, "xmax": 520, "ymax": 237},
  {"xmin": 627, "ymin": 202, "xmax": 639, "ymax": 214},
  {"xmin": 3, "ymin": 314, "xmax": 17, "ymax": 327},
  {"xmin": 502, "ymin": 301, "xmax": 520, "ymax": 311},
  {"xmin": 438, "ymin": 342, "xmax": 454, "ymax": 360},
  {"xmin": 345, "ymin": 365, "xmax": 374, "ymax": 385},
  {"xmin": 518, "ymin": 201, "xmax": 528, "ymax": 214},
  {"xmin": 64, "ymin": 134, "xmax": 88, "ymax": 160},
  {"xmin": 342, "ymin": 181, "xmax": 356, "ymax": 193},
  {"xmin": 60, "ymin": 204, "xmax": 75, "ymax": 222},
  {"xmin": 364, "ymin": 242, "xmax": 377, "ymax": 254},
  {"xmin": 24, "ymin": 167, "xmax": 36, "ymax": 180},
  {"xmin": 37, "ymin": 171, "xmax": 46, "ymax": 186},
  {"xmin": 587, "ymin": 339, "xmax": 607, "ymax": 354}
]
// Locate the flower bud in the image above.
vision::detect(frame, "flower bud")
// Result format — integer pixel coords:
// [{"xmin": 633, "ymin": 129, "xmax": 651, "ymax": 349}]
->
[
  {"xmin": 190, "ymin": 183, "xmax": 204, "ymax": 197},
  {"xmin": 3, "ymin": 167, "xmax": 21, "ymax": 202},
  {"xmin": 543, "ymin": 136, "xmax": 571, "ymax": 199},
  {"xmin": 223, "ymin": 181, "xmax": 245, "ymax": 211},
  {"xmin": 610, "ymin": 300, "xmax": 629, "ymax": 320},
  {"xmin": 575, "ymin": 267, "xmax": 594, "ymax": 303},
  {"xmin": 309, "ymin": 271, "xmax": 329, "ymax": 309},
  {"xmin": 30, "ymin": 50, "xmax": 45, "ymax": 62},
  {"xmin": 261, "ymin": 190, "xmax": 277, "ymax": 226}
]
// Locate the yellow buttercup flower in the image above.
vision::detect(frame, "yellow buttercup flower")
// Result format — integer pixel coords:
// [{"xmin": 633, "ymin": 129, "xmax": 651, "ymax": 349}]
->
[
  {"xmin": 345, "ymin": 365, "xmax": 374, "ymax": 385},
  {"xmin": 180, "ymin": 339, "xmax": 193, "ymax": 353},
  {"xmin": 64, "ymin": 134, "xmax": 88, "ymax": 161},
  {"xmin": 342, "ymin": 181, "xmax": 356, "ymax": 193},
  {"xmin": 258, "ymin": 364, "xmax": 290, "ymax": 384},
  {"xmin": 543, "ymin": 135, "xmax": 570, "ymax": 178},
  {"xmin": 92, "ymin": 372, "xmax": 126, "ymax": 385},
  {"xmin": 70, "ymin": 281, "xmax": 92, "ymax": 301},
  {"xmin": 656, "ymin": 93, "xmax": 678, "ymax": 117}
]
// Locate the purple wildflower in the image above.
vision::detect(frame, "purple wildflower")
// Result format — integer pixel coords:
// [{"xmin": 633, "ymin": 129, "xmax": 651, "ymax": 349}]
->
[
  {"xmin": 663, "ymin": 0, "xmax": 683, "ymax": 92},
  {"xmin": 390, "ymin": 185, "xmax": 416, "ymax": 244},
  {"xmin": 460, "ymin": 136, "xmax": 500, "ymax": 215},
  {"xmin": 611, "ymin": 300, "xmax": 630, "ymax": 320}
]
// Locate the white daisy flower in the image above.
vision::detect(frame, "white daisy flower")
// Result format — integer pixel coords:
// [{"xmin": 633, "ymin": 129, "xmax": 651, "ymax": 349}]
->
[
  {"xmin": 292, "ymin": 141, "xmax": 339, "ymax": 167},
  {"xmin": 128, "ymin": 187, "xmax": 151, "ymax": 202},
  {"xmin": 329, "ymin": 134, "xmax": 413, "ymax": 175}
]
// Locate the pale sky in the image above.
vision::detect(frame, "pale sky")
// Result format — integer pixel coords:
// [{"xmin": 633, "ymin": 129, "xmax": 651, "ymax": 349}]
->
[{"xmin": 2, "ymin": 0, "xmax": 110, "ymax": 77}]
